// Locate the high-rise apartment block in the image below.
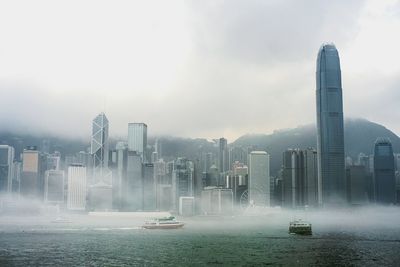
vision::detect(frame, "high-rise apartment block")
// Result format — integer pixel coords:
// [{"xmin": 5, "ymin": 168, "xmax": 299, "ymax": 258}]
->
[
  {"xmin": 248, "ymin": 151, "xmax": 270, "ymax": 207},
  {"xmin": 0, "ymin": 145, "xmax": 15, "ymax": 194},
  {"xmin": 128, "ymin": 123, "xmax": 147, "ymax": 162},
  {"xmin": 67, "ymin": 164, "xmax": 87, "ymax": 211}
]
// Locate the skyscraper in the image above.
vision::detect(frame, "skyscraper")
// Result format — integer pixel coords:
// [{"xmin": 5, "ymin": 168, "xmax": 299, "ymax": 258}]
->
[
  {"xmin": 345, "ymin": 165, "xmax": 368, "ymax": 205},
  {"xmin": 20, "ymin": 146, "xmax": 41, "ymax": 198},
  {"xmin": 128, "ymin": 123, "xmax": 147, "ymax": 162},
  {"xmin": 218, "ymin": 138, "xmax": 229, "ymax": 174},
  {"xmin": 316, "ymin": 43, "xmax": 346, "ymax": 205},
  {"xmin": 248, "ymin": 151, "xmax": 270, "ymax": 207},
  {"xmin": 0, "ymin": 145, "xmax": 15, "ymax": 194},
  {"xmin": 115, "ymin": 141, "xmax": 128, "ymax": 209},
  {"xmin": 172, "ymin": 158, "xmax": 194, "ymax": 211},
  {"xmin": 155, "ymin": 138, "xmax": 162, "ymax": 159},
  {"xmin": 282, "ymin": 148, "xmax": 320, "ymax": 208},
  {"xmin": 282, "ymin": 149, "xmax": 303, "ymax": 208},
  {"xmin": 90, "ymin": 113, "xmax": 110, "ymax": 184},
  {"xmin": 229, "ymin": 146, "xmax": 247, "ymax": 169},
  {"xmin": 44, "ymin": 170, "xmax": 65, "ymax": 204},
  {"xmin": 126, "ymin": 151, "xmax": 143, "ymax": 210},
  {"xmin": 373, "ymin": 138, "xmax": 396, "ymax": 204},
  {"xmin": 143, "ymin": 163, "xmax": 155, "ymax": 211},
  {"xmin": 67, "ymin": 164, "xmax": 87, "ymax": 211}
]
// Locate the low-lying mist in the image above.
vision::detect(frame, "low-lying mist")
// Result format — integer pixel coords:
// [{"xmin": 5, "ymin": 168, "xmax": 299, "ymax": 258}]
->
[{"xmin": 1, "ymin": 195, "xmax": 400, "ymax": 235}]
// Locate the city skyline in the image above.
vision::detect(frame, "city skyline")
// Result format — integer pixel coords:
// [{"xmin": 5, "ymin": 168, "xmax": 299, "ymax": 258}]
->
[
  {"xmin": 1, "ymin": 2, "xmax": 400, "ymax": 266},
  {"xmin": 1, "ymin": 1, "xmax": 400, "ymax": 141}
]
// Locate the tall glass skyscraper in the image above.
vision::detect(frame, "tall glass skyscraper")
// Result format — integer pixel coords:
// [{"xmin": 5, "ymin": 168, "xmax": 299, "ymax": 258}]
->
[
  {"xmin": 373, "ymin": 138, "xmax": 396, "ymax": 204},
  {"xmin": 316, "ymin": 43, "xmax": 345, "ymax": 205},
  {"xmin": 90, "ymin": 113, "xmax": 109, "ymax": 183}
]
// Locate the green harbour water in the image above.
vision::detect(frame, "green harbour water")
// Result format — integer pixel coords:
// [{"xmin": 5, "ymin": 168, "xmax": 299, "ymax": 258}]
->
[{"xmin": 1, "ymin": 211, "xmax": 400, "ymax": 266}]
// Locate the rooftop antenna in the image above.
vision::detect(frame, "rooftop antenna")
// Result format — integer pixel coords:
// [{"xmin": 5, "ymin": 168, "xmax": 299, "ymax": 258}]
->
[{"xmin": 103, "ymin": 92, "xmax": 107, "ymax": 114}]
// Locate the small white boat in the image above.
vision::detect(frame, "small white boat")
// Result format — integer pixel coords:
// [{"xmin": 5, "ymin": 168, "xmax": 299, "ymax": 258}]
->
[
  {"xmin": 142, "ymin": 216, "xmax": 184, "ymax": 229},
  {"xmin": 289, "ymin": 219, "xmax": 312, "ymax": 235},
  {"xmin": 51, "ymin": 216, "xmax": 72, "ymax": 223}
]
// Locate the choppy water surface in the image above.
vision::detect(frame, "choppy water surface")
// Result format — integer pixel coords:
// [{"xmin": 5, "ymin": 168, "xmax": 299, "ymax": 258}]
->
[{"xmin": 1, "ymin": 210, "xmax": 400, "ymax": 266}]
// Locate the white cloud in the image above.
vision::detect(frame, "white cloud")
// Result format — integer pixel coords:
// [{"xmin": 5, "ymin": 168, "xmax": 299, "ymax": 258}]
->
[{"xmin": 0, "ymin": 0, "xmax": 399, "ymax": 141}]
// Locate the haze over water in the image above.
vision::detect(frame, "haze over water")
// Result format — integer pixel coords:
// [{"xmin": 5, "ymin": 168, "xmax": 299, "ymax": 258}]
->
[{"xmin": 1, "ymin": 207, "xmax": 400, "ymax": 266}]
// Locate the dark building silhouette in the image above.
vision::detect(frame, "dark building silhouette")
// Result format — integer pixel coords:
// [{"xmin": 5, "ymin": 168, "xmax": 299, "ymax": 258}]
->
[
  {"xmin": 345, "ymin": 165, "xmax": 368, "ymax": 205},
  {"xmin": 373, "ymin": 138, "xmax": 396, "ymax": 204},
  {"xmin": 281, "ymin": 148, "xmax": 319, "ymax": 208},
  {"xmin": 218, "ymin": 138, "xmax": 228, "ymax": 185}
]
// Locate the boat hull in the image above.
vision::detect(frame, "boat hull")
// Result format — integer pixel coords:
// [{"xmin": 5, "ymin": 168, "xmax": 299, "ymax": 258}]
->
[
  {"xmin": 289, "ymin": 226, "xmax": 312, "ymax": 235},
  {"xmin": 142, "ymin": 223, "xmax": 184, "ymax": 229}
]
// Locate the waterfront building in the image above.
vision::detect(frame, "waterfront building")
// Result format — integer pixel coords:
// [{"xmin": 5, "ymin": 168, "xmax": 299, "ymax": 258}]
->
[
  {"xmin": 44, "ymin": 170, "xmax": 65, "ymax": 204},
  {"xmin": 374, "ymin": 138, "xmax": 396, "ymax": 204},
  {"xmin": 304, "ymin": 148, "xmax": 320, "ymax": 206},
  {"xmin": 0, "ymin": 145, "xmax": 15, "ymax": 194},
  {"xmin": 125, "ymin": 151, "xmax": 143, "ymax": 210},
  {"xmin": 248, "ymin": 151, "xmax": 270, "ymax": 207},
  {"xmin": 226, "ymin": 162, "xmax": 248, "ymax": 204},
  {"xmin": 346, "ymin": 165, "xmax": 368, "ymax": 205},
  {"xmin": 88, "ymin": 181, "xmax": 113, "ymax": 211},
  {"xmin": 179, "ymin": 196, "xmax": 195, "ymax": 216},
  {"xmin": 20, "ymin": 146, "xmax": 41, "ymax": 198},
  {"xmin": 157, "ymin": 184, "xmax": 172, "ymax": 211},
  {"xmin": 172, "ymin": 158, "xmax": 194, "ymax": 211},
  {"xmin": 12, "ymin": 161, "xmax": 21, "ymax": 193},
  {"xmin": 281, "ymin": 148, "xmax": 320, "ymax": 208},
  {"xmin": 316, "ymin": 43, "xmax": 346, "ymax": 205},
  {"xmin": 201, "ymin": 187, "xmax": 233, "ymax": 215},
  {"xmin": 67, "ymin": 164, "xmax": 87, "ymax": 211},
  {"xmin": 143, "ymin": 163, "xmax": 156, "ymax": 211},
  {"xmin": 115, "ymin": 142, "xmax": 128, "ymax": 209}
]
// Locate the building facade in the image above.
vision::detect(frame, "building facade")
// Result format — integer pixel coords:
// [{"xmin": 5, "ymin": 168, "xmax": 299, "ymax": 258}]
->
[
  {"xmin": 90, "ymin": 113, "xmax": 110, "ymax": 184},
  {"xmin": 201, "ymin": 187, "xmax": 233, "ymax": 215},
  {"xmin": 0, "ymin": 145, "xmax": 15, "ymax": 194},
  {"xmin": 44, "ymin": 170, "xmax": 65, "ymax": 204},
  {"xmin": 346, "ymin": 165, "xmax": 368, "ymax": 205},
  {"xmin": 128, "ymin": 123, "xmax": 147, "ymax": 162},
  {"xmin": 172, "ymin": 158, "xmax": 194, "ymax": 211},
  {"xmin": 67, "ymin": 164, "xmax": 87, "ymax": 211},
  {"xmin": 248, "ymin": 151, "xmax": 270, "ymax": 207},
  {"xmin": 218, "ymin": 138, "xmax": 229, "ymax": 177},
  {"xmin": 20, "ymin": 147, "xmax": 41, "ymax": 198},
  {"xmin": 316, "ymin": 43, "xmax": 346, "ymax": 205},
  {"xmin": 374, "ymin": 138, "xmax": 396, "ymax": 204}
]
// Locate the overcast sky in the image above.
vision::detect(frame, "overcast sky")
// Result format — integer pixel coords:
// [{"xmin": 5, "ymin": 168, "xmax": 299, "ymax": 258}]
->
[{"xmin": 1, "ymin": 0, "xmax": 400, "ymax": 141}]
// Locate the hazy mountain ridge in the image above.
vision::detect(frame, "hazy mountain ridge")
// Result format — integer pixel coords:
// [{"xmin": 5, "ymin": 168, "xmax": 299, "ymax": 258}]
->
[
  {"xmin": 1, "ymin": 118, "xmax": 398, "ymax": 176},
  {"xmin": 233, "ymin": 118, "xmax": 400, "ymax": 174}
]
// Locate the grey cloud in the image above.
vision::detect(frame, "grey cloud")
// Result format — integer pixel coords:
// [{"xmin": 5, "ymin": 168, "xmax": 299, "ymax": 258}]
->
[
  {"xmin": 0, "ymin": 83, "xmax": 96, "ymax": 139},
  {"xmin": 1, "ymin": 0, "xmax": 399, "ymax": 142},
  {"xmin": 187, "ymin": 0, "xmax": 366, "ymax": 64}
]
